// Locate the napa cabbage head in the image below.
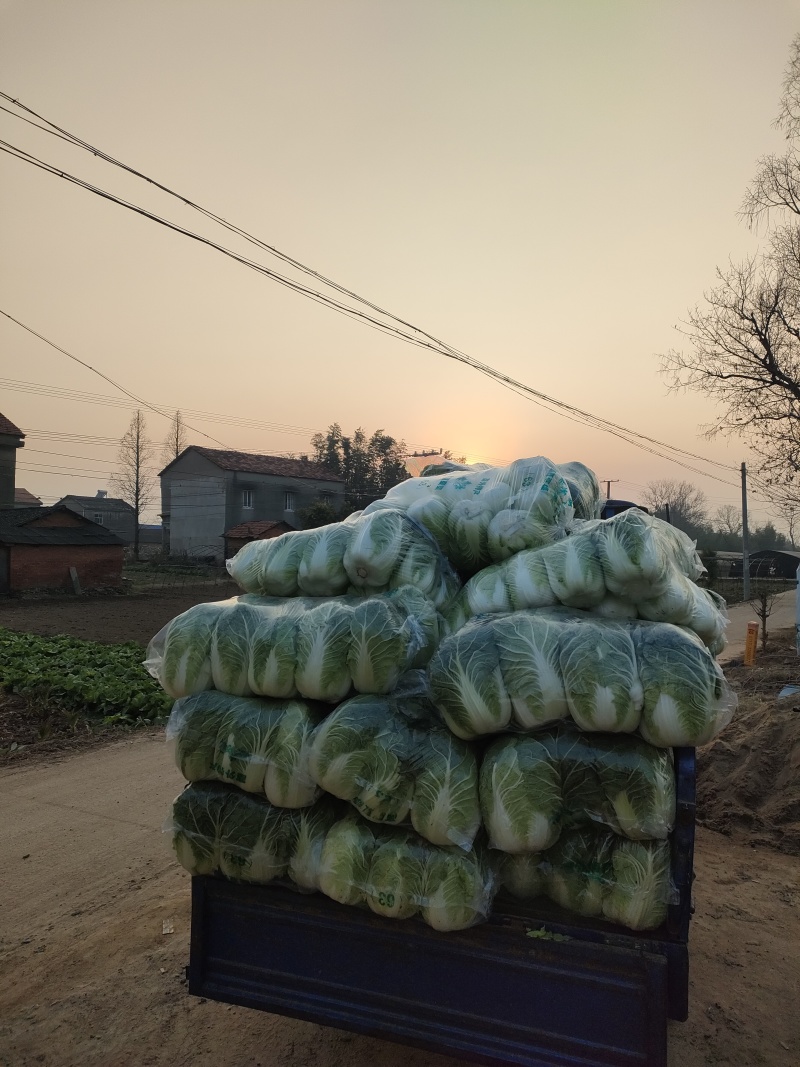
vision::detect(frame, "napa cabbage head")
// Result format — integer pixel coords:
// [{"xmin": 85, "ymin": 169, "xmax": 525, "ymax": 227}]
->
[
  {"xmin": 287, "ymin": 799, "xmax": 342, "ymax": 892},
  {"xmin": 542, "ymin": 535, "xmax": 605, "ymax": 609},
  {"xmin": 479, "ymin": 735, "xmax": 562, "ymax": 853},
  {"xmin": 366, "ymin": 831, "xmax": 425, "ymax": 920},
  {"xmin": 491, "ymin": 610, "xmax": 570, "ymax": 730},
  {"xmin": 346, "ymin": 597, "xmax": 410, "ymax": 693},
  {"xmin": 421, "ymin": 842, "xmax": 496, "ymax": 932},
  {"xmin": 147, "ymin": 601, "xmax": 225, "ymax": 698},
  {"xmin": 343, "ymin": 509, "xmax": 408, "ymax": 589},
  {"xmin": 294, "ymin": 600, "xmax": 353, "ymax": 702},
  {"xmin": 247, "ymin": 609, "xmax": 301, "ymax": 698},
  {"xmin": 559, "ymin": 616, "xmax": 642, "ymax": 733},
  {"xmin": 170, "ymin": 782, "xmax": 226, "ymax": 875},
  {"xmin": 499, "ymin": 853, "xmax": 546, "ymax": 900},
  {"xmin": 634, "ymin": 622, "xmax": 736, "ymax": 746},
  {"xmin": 262, "ymin": 700, "xmax": 325, "ymax": 808},
  {"xmin": 601, "ymin": 839, "xmax": 671, "ymax": 931},
  {"xmin": 410, "ymin": 728, "xmax": 481, "ymax": 850},
  {"xmin": 318, "ymin": 815, "xmax": 378, "ymax": 906},
  {"xmin": 427, "ymin": 618, "xmax": 513, "ymax": 739},
  {"xmin": 545, "ymin": 829, "xmax": 613, "ymax": 918},
  {"xmin": 487, "ymin": 509, "xmax": 560, "ymax": 562},
  {"xmin": 446, "ymin": 498, "xmax": 494, "ymax": 572},
  {"xmin": 216, "ymin": 786, "xmax": 291, "ymax": 883},
  {"xmin": 297, "ymin": 523, "xmax": 352, "ymax": 596},
  {"xmin": 210, "ymin": 602, "xmax": 262, "ymax": 697}
]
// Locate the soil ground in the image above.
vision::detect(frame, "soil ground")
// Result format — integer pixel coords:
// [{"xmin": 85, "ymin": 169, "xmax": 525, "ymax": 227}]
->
[{"xmin": 0, "ymin": 590, "xmax": 798, "ymax": 1067}]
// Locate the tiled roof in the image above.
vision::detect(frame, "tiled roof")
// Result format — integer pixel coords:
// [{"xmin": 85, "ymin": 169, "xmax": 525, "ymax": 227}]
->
[
  {"xmin": 57, "ymin": 495, "xmax": 135, "ymax": 510},
  {"xmin": 187, "ymin": 447, "xmax": 344, "ymax": 482},
  {"xmin": 0, "ymin": 505, "xmax": 125, "ymax": 546},
  {"xmin": 14, "ymin": 488, "xmax": 42, "ymax": 506},
  {"xmin": 224, "ymin": 520, "xmax": 294, "ymax": 540},
  {"xmin": 0, "ymin": 413, "xmax": 24, "ymax": 438}
]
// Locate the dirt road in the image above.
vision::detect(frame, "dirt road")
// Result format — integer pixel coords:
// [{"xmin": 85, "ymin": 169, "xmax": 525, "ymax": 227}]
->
[{"xmin": 1, "ymin": 733, "xmax": 798, "ymax": 1067}]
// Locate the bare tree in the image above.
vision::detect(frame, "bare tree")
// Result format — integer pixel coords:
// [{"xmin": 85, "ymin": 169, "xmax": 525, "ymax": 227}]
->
[
  {"xmin": 643, "ymin": 479, "xmax": 709, "ymax": 535},
  {"xmin": 750, "ymin": 586, "xmax": 781, "ymax": 652},
  {"xmin": 112, "ymin": 410, "xmax": 155, "ymax": 560},
  {"xmin": 713, "ymin": 504, "xmax": 742, "ymax": 537},
  {"xmin": 161, "ymin": 410, "xmax": 188, "ymax": 465},
  {"xmin": 661, "ymin": 34, "xmax": 800, "ymax": 499}
]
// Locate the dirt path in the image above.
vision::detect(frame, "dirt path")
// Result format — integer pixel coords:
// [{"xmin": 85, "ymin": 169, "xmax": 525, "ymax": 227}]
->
[{"xmin": 0, "ymin": 735, "xmax": 797, "ymax": 1067}]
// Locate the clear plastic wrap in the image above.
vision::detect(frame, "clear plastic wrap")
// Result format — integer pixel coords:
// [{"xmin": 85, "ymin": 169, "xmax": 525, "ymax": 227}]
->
[
  {"xmin": 307, "ymin": 681, "xmax": 481, "ymax": 850},
  {"xmin": 226, "ymin": 508, "xmax": 460, "ymax": 609},
  {"xmin": 499, "ymin": 827, "xmax": 672, "ymax": 932},
  {"xmin": 168, "ymin": 783, "xmax": 497, "ymax": 932},
  {"xmin": 362, "ymin": 458, "xmax": 602, "ymax": 575},
  {"xmin": 444, "ymin": 510, "xmax": 725, "ymax": 651},
  {"xmin": 166, "ymin": 691, "xmax": 326, "ymax": 807},
  {"xmin": 145, "ymin": 586, "xmax": 443, "ymax": 703},
  {"xmin": 428, "ymin": 607, "xmax": 736, "ymax": 746},
  {"xmin": 479, "ymin": 725, "xmax": 676, "ymax": 855}
]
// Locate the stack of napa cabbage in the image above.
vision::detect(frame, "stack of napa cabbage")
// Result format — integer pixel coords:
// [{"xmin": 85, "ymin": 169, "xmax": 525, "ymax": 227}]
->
[
  {"xmin": 156, "ymin": 454, "xmax": 734, "ymax": 936},
  {"xmin": 362, "ymin": 457, "xmax": 602, "ymax": 574},
  {"xmin": 170, "ymin": 781, "xmax": 496, "ymax": 931},
  {"xmin": 155, "ymin": 514, "xmax": 494, "ymax": 931},
  {"xmin": 444, "ymin": 508, "xmax": 728, "ymax": 654}
]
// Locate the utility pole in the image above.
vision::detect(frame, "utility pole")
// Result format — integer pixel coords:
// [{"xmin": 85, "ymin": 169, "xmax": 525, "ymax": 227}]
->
[
  {"xmin": 603, "ymin": 479, "xmax": 618, "ymax": 499},
  {"xmin": 741, "ymin": 462, "xmax": 751, "ymax": 600}
]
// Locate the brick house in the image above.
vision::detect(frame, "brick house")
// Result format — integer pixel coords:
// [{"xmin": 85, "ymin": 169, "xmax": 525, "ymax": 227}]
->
[
  {"xmin": 159, "ymin": 447, "xmax": 345, "ymax": 561},
  {"xmin": 0, "ymin": 506, "xmax": 125, "ymax": 595}
]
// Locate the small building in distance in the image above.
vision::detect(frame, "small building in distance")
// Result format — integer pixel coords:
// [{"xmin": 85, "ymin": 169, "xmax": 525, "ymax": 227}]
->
[
  {"xmin": 160, "ymin": 447, "xmax": 346, "ymax": 561},
  {"xmin": 223, "ymin": 519, "xmax": 294, "ymax": 561},
  {"xmin": 729, "ymin": 548, "xmax": 800, "ymax": 579},
  {"xmin": 56, "ymin": 492, "xmax": 136, "ymax": 545},
  {"xmin": 0, "ymin": 505, "xmax": 125, "ymax": 595},
  {"xmin": 14, "ymin": 488, "xmax": 42, "ymax": 508}
]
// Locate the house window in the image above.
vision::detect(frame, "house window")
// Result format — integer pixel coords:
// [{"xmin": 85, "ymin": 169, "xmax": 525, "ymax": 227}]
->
[
  {"xmin": 93, "ymin": 513, "xmax": 104, "ymax": 525},
  {"xmin": 242, "ymin": 490, "xmax": 254, "ymax": 510},
  {"xmin": 284, "ymin": 491, "xmax": 295, "ymax": 512}
]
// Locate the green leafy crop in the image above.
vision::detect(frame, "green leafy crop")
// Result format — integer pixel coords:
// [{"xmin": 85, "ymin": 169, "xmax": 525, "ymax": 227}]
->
[{"xmin": 0, "ymin": 628, "xmax": 171, "ymax": 722}]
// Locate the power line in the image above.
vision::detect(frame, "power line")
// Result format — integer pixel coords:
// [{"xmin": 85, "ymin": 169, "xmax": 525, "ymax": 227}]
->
[
  {"xmin": 0, "ymin": 308, "xmax": 229, "ymax": 449},
  {"xmin": 0, "ymin": 112, "xmax": 743, "ymax": 482}
]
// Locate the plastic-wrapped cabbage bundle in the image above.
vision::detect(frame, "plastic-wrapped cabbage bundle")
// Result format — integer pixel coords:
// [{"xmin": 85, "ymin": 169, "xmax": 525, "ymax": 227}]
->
[
  {"xmin": 146, "ymin": 587, "xmax": 442, "ymax": 703},
  {"xmin": 444, "ymin": 512, "xmax": 727, "ymax": 652},
  {"xmin": 433, "ymin": 607, "xmax": 736, "ymax": 746},
  {"xmin": 363, "ymin": 457, "xmax": 602, "ymax": 574},
  {"xmin": 317, "ymin": 815, "xmax": 497, "ymax": 931},
  {"xmin": 498, "ymin": 828, "xmax": 671, "ymax": 932},
  {"xmin": 308, "ymin": 681, "xmax": 481, "ymax": 849},
  {"xmin": 480, "ymin": 726, "xmax": 676, "ymax": 853},
  {"xmin": 226, "ymin": 509, "xmax": 460, "ymax": 610},
  {"xmin": 169, "ymin": 782, "xmax": 341, "ymax": 890},
  {"xmin": 634, "ymin": 623, "xmax": 735, "ymax": 746},
  {"xmin": 167, "ymin": 691, "xmax": 325, "ymax": 807}
]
